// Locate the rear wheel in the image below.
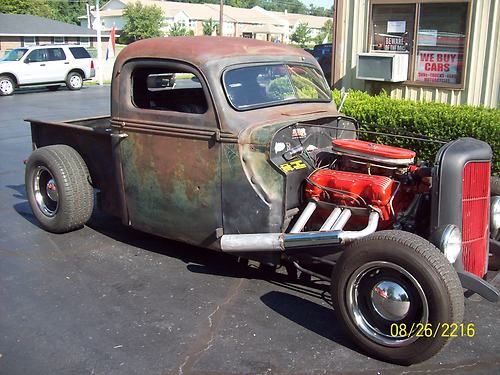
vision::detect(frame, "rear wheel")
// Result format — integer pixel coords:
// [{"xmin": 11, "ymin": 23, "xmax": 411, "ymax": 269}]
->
[
  {"xmin": 66, "ymin": 72, "xmax": 83, "ymax": 90},
  {"xmin": 25, "ymin": 145, "xmax": 93, "ymax": 233},
  {"xmin": 331, "ymin": 230, "xmax": 464, "ymax": 365},
  {"xmin": 0, "ymin": 75, "xmax": 15, "ymax": 96}
]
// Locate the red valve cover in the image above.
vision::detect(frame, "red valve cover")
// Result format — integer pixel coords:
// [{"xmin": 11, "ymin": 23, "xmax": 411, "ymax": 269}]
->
[
  {"xmin": 332, "ymin": 139, "xmax": 416, "ymax": 162},
  {"xmin": 305, "ymin": 170, "xmax": 398, "ymax": 221}
]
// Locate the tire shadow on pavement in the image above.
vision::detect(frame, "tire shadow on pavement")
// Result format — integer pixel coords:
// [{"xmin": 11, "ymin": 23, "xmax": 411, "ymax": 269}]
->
[{"xmin": 260, "ymin": 290, "xmax": 363, "ymax": 354}]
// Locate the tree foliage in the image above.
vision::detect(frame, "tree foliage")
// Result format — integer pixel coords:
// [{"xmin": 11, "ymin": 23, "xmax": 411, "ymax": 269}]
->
[
  {"xmin": 168, "ymin": 22, "xmax": 193, "ymax": 36},
  {"xmin": 0, "ymin": 0, "xmax": 88, "ymax": 25},
  {"xmin": 49, "ymin": 1, "xmax": 87, "ymax": 25},
  {"xmin": 291, "ymin": 22, "xmax": 312, "ymax": 48},
  {"xmin": 123, "ymin": 1, "xmax": 164, "ymax": 41},
  {"xmin": 202, "ymin": 18, "xmax": 217, "ymax": 36},
  {"xmin": 314, "ymin": 19, "xmax": 333, "ymax": 44},
  {"xmin": 0, "ymin": 0, "xmax": 53, "ymax": 18}
]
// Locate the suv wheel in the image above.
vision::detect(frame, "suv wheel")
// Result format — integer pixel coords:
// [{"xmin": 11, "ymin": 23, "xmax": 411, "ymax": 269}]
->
[
  {"xmin": 66, "ymin": 72, "xmax": 83, "ymax": 91},
  {"xmin": 0, "ymin": 75, "xmax": 15, "ymax": 96}
]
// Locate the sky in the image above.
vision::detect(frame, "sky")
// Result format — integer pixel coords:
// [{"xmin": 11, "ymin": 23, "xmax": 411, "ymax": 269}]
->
[{"xmin": 299, "ymin": 0, "xmax": 334, "ymax": 9}]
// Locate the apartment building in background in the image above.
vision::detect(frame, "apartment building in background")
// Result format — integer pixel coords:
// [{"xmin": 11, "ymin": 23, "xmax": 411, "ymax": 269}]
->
[{"xmin": 80, "ymin": 0, "xmax": 331, "ymax": 43}]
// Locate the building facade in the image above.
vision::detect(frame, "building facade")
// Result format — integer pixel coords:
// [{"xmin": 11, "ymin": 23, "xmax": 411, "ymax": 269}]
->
[
  {"xmin": 80, "ymin": 0, "xmax": 331, "ymax": 43},
  {"xmin": 0, "ymin": 13, "xmax": 110, "ymax": 56},
  {"xmin": 333, "ymin": 0, "xmax": 499, "ymax": 108}
]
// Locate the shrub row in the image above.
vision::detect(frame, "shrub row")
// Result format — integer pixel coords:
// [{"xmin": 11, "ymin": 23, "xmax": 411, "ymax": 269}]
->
[{"xmin": 332, "ymin": 90, "xmax": 500, "ymax": 175}]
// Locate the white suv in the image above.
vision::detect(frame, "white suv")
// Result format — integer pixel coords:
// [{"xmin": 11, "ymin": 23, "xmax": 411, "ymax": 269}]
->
[{"xmin": 0, "ymin": 45, "xmax": 95, "ymax": 96}]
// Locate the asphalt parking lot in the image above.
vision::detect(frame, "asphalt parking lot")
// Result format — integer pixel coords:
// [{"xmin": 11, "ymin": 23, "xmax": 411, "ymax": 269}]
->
[{"xmin": 0, "ymin": 85, "xmax": 499, "ymax": 375}]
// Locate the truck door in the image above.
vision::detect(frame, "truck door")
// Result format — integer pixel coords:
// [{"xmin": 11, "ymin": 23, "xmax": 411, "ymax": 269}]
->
[{"xmin": 112, "ymin": 59, "xmax": 222, "ymax": 247}]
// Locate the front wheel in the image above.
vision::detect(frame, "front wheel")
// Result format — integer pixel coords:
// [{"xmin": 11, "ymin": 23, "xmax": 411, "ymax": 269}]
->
[
  {"xmin": 331, "ymin": 230, "xmax": 464, "ymax": 365},
  {"xmin": 66, "ymin": 72, "xmax": 83, "ymax": 90},
  {"xmin": 0, "ymin": 75, "xmax": 15, "ymax": 96}
]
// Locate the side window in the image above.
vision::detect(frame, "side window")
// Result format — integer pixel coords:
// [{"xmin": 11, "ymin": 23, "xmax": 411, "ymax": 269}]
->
[
  {"xmin": 132, "ymin": 67, "xmax": 208, "ymax": 114},
  {"xmin": 26, "ymin": 48, "xmax": 49, "ymax": 63},
  {"xmin": 48, "ymin": 48, "xmax": 66, "ymax": 61},
  {"xmin": 69, "ymin": 47, "xmax": 91, "ymax": 59}
]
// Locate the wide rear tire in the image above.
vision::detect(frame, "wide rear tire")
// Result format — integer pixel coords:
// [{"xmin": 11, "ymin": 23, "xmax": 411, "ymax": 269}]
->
[
  {"xmin": 25, "ymin": 145, "xmax": 93, "ymax": 233},
  {"xmin": 331, "ymin": 230, "xmax": 464, "ymax": 365}
]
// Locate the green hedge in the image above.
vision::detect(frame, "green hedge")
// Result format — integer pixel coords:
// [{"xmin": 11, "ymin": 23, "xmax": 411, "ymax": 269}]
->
[{"xmin": 332, "ymin": 90, "xmax": 500, "ymax": 175}]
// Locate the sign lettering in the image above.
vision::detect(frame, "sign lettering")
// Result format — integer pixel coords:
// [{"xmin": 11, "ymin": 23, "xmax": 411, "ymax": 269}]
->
[{"xmin": 416, "ymin": 51, "xmax": 460, "ymax": 84}]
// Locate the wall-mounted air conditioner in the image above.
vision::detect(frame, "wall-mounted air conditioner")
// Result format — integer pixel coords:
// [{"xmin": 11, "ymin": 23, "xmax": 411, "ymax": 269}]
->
[{"xmin": 356, "ymin": 53, "xmax": 409, "ymax": 82}]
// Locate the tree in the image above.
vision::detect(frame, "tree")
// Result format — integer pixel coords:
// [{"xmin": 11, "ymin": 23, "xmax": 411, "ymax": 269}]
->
[
  {"xmin": 49, "ymin": 1, "xmax": 87, "ymax": 25},
  {"xmin": 291, "ymin": 23, "xmax": 312, "ymax": 48},
  {"xmin": 314, "ymin": 19, "xmax": 333, "ymax": 44},
  {"xmin": 202, "ymin": 18, "xmax": 217, "ymax": 36},
  {"xmin": 123, "ymin": 1, "xmax": 164, "ymax": 41},
  {"xmin": 168, "ymin": 22, "xmax": 191, "ymax": 37},
  {"xmin": 0, "ymin": 0, "xmax": 53, "ymax": 18}
]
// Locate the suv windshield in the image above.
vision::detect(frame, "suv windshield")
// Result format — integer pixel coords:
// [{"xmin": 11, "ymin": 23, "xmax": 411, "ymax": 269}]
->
[
  {"xmin": 223, "ymin": 64, "xmax": 331, "ymax": 110},
  {"xmin": 2, "ymin": 48, "xmax": 28, "ymax": 61}
]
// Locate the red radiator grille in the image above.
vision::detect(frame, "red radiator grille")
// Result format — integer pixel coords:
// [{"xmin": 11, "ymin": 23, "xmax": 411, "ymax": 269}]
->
[{"xmin": 462, "ymin": 162, "xmax": 490, "ymax": 277}]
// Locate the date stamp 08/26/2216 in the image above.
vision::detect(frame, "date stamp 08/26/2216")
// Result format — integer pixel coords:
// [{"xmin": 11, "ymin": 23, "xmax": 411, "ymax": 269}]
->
[{"xmin": 390, "ymin": 323, "xmax": 476, "ymax": 338}]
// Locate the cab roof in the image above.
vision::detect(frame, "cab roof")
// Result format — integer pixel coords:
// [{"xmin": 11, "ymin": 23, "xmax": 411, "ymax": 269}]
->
[{"xmin": 115, "ymin": 36, "xmax": 314, "ymax": 69}]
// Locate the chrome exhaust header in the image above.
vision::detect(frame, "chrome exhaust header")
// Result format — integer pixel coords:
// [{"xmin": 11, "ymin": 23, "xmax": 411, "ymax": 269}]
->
[{"xmin": 219, "ymin": 208, "xmax": 380, "ymax": 253}]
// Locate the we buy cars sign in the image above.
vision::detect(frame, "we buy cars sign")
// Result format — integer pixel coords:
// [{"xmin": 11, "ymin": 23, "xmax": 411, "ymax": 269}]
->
[{"xmin": 416, "ymin": 51, "xmax": 459, "ymax": 84}]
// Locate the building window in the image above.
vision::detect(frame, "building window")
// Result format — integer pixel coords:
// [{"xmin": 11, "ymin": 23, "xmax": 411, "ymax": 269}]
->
[
  {"xmin": 370, "ymin": 1, "xmax": 469, "ymax": 87},
  {"xmin": 371, "ymin": 4, "xmax": 415, "ymax": 52},
  {"xmin": 415, "ymin": 3, "xmax": 468, "ymax": 85},
  {"xmin": 23, "ymin": 36, "xmax": 36, "ymax": 47},
  {"xmin": 80, "ymin": 37, "xmax": 90, "ymax": 46},
  {"xmin": 53, "ymin": 36, "xmax": 65, "ymax": 44}
]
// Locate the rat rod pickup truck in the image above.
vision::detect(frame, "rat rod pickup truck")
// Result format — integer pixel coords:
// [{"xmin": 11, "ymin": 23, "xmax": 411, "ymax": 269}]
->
[{"xmin": 25, "ymin": 37, "xmax": 500, "ymax": 365}]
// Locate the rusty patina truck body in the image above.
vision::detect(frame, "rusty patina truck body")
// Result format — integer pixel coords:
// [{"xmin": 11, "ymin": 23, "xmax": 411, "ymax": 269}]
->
[{"xmin": 25, "ymin": 37, "xmax": 499, "ymax": 365}]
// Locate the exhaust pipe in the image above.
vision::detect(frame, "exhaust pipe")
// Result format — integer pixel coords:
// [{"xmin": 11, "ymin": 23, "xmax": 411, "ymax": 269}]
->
[{"xmin": 220, "ymin": 211, "xmax": 379, "ymax": 253}]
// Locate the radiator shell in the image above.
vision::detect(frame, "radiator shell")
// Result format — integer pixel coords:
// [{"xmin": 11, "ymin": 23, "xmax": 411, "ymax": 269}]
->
[{"xmin": 431, "ymin": 138, "xmax": 492, "ymax": 277}]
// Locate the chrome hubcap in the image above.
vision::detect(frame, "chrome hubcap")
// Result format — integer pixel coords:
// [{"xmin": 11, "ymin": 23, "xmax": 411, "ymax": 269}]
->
[
  {"xmin": 346, "ymin": 261, "xmax": 428, "ymax": 347},
  {"xmin": 371, "ymin": 280, "xmax": 410, "ymax": 321},
  {"xmin": 33, "ymin": 167, "xmax": 58, "ymax": 216}
]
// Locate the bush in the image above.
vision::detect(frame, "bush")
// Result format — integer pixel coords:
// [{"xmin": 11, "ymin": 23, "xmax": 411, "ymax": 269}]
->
[{"xmin": 332, "ymin": 90, "xmax": 500, "ymax": 175}]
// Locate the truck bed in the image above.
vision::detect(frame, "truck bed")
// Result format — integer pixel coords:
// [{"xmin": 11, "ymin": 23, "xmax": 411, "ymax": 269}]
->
[{"xmin": 26, "ymin": 115, "xmax": 122, "ymax": 218}]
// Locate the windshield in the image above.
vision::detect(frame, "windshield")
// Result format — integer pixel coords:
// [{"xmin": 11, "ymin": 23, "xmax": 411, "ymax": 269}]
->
[
  {"xmin": 223, "ymin": 64, "xmax": 331, "ymax": 110},
  {"xmin": 2, "ymin": 48, "xmax": 28, "ymax": 61}
]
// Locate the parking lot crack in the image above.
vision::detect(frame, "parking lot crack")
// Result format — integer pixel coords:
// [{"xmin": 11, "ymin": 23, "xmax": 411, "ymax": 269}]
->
[{"xmin": 177, "ymin": 278, "xmax": 246, "ymax": 375}]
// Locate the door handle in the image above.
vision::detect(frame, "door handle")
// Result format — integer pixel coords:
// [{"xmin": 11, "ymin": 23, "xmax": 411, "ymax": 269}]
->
[
  {"xmin": 40, "ymin": 64, "xmax": 45, "ymax": 66},
  {"xmin": 64, "ymin": 62, "xmax": 69, "ymax": 64}
]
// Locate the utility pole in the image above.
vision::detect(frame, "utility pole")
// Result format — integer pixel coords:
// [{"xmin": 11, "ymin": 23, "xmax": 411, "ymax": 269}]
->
[
  {"xmin": 219, "ymin": 0, "xmax": 224, "ymax": 36},
  {"xmin": 86, "ymin": 0, "xmax": 91, "ymax": 29},
  {"xmin": 95, "ymin": 0, "xmax": 103, "ymax": 86}
]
